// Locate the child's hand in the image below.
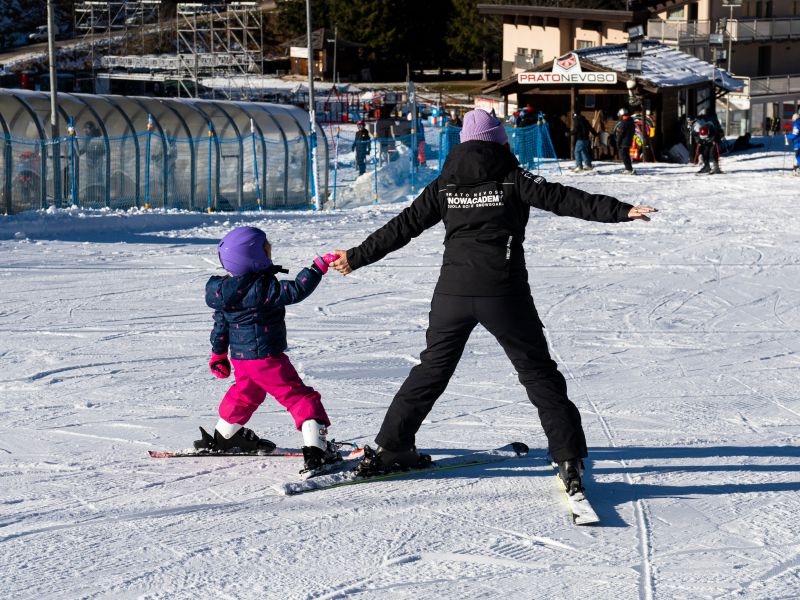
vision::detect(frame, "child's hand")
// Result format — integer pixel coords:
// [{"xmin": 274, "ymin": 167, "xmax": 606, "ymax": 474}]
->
[
  {"xmin": 209, "ymin": 353, "xmax": 231, "ymax": 379},
  {"xmin": 313, "ymin": 253, "xmax": 339, "ymax": 275},
  {"xmin": 329, "ymin": 250, "xmax": 352, "ymax": 275}
]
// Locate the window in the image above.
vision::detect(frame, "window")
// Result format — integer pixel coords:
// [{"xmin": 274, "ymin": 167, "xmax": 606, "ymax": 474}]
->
[
  {"xmin": 530, "ymin": 49, "xmax": 543, "ymax": 65},
  {"xmin": 667, "ymin": 6, "xmax": 685, "ymax": 20},
  {"xmin": 576, "ymin": 40, "xmax": 594, "ymax": 49},
  {"xmin": 517, "ymin": 47, "xmax": 530, "ymax": 57}
]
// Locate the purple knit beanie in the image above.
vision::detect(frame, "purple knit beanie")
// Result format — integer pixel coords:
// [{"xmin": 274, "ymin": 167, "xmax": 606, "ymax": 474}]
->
[
  {"xmin": 460, "ymin": 109, "xmax": 508, "ymax": 145},
  {"xmin": 218, "ymin": 226, "xmax": 272, "ymax": 275}
]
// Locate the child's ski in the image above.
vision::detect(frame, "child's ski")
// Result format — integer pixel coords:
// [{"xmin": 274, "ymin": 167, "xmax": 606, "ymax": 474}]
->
[
  {"xmin": 549, "ymin": 459, "xmax": 600, "ymax": 526},
  {"xmin": 277, "ymin": 442, "xmax": 529, "ymax": 496},
  {"xmin": 149, "ymin": 444, "xmax": 363, "ymax": 460}
]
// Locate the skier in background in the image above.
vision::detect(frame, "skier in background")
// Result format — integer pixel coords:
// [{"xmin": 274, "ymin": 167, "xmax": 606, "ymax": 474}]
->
[
  {"xmin": 328, "ymin": 109, "xmax": 657, "ymax": 495},
  {"xmin": 615, "ymin": 107, "xmax": 636, "ymax": 175},
  {"xmin": 352, "ymin": 120, "xmax": 371, "ymax": 176},
  {"xmin": 786, "ymin": 113, "xmax": 800, "ymax": 176},
  {"xmin": 693, "ymin": 108, "xmax": 723, "ymax": 175},
  {"xmin": 375, "ymin": 107, "xmax": 396, "ymax": 165},
  {"xmin": 197, "ymin": 226, "xmax": 340, "ymax": 473},
  {"xmin": 570, "ymin": 110, "xmax": 597, "ymax": 173}
]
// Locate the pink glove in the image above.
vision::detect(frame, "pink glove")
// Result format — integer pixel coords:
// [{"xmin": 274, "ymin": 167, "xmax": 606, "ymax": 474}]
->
[
  {"xmin": 209, "ymin": 352, "xmax": 231, "ymax": 379},
  {"xmin": 313, "ymin": 253, "xmax": 338, "ymax": 275}
]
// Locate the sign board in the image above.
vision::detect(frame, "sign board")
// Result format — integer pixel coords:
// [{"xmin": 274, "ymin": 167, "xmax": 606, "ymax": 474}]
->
[
  {"xmin": 518, "ymin": 53, "xmax": 617, "ymax": 85},
  {"xmin": 290, "ymin": 47, "xmax": 309, "ymax": 59}
]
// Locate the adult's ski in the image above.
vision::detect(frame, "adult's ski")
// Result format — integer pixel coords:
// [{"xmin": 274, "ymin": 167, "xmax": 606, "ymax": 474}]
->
[
  {"xmin": 549, "ymin": 459, "xmax": 600, "ymax": 526},
  {"xmin": 277, "ymin": 442, "xmax": 529, "ymax": 496}
]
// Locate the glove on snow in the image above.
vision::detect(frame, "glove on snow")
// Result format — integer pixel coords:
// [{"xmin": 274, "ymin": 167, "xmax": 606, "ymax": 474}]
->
[
  {"xmin": 209, "ymin": 352, "xmax": 231, "ymax": 379},
  {"xmin": 313, "ymin": 253, "xmax": 339, "ymax": 275}
]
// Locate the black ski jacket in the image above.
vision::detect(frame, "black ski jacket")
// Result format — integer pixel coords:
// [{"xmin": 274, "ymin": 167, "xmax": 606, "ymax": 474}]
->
[
  {"xmin": 346, "ymin": 140, "xmax": 634, "ymax": 296},
  {"xmin": 615, "ymin": 117, "xmax": 636, "ymax": 149},
  {"xmin": 571, "ymin": 115, "xmax": 597, "ymax": 141}
]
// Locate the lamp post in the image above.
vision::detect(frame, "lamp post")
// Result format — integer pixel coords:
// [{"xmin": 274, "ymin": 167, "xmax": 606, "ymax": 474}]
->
[
  {"xmin": 722, "ymin": 0, "xmax": 742, "ymax": 136},
  {"xmin": 46, "ymin": 0, "xmax": 61, "ymax": 203},
  {"xmin": 305, "ymin": 0, "xmax": 319, "ymax": 210}
]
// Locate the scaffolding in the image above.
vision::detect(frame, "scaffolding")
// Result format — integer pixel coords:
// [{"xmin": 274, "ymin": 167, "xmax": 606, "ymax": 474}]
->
[
  {"xmin": 74, "ymin": 1, "xmax": 166, "ymax": 75},
  {"xmin": 175, "ymin": 2, "xmax": 264, "ymax": 100}
]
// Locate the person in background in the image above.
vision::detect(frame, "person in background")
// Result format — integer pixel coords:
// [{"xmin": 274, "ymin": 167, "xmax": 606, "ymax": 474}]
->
[
  {"xmin": 352, "ymin": 120, "xmax": 371, "ymax": 176},
  {"xmin": 786, "ymin": 113, "xmax": 800, "ymax": 176},
  {"xmin": 570, "ymin": 111, "xmax": 597, "ymax": 173},
  {"xmin": 693, "ymin": 108, "xmax": 723, "ymax": 175},
  {"xmin": 447, "ymin": 110, "xmax": 463, "ymax": 128},
  {"xmin": 615, "ymin": 107, "xmax": 636, "ymax": 175},
  {"xmin": 375, "ymin": 107, "xmax": 396, "ymax": 165}
]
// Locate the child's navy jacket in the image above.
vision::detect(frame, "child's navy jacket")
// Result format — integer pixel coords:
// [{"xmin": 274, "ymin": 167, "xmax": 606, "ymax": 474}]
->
[{"xmin": 206, "ymin": 263, "xmax": 322, "ymax": 359}]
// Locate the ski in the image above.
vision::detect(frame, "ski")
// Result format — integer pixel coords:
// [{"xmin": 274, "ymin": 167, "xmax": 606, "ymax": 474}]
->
[
  {"xmin": 277, "ymin": 442, "xmax": 529, "ymax": 496},
  {"xmin": 549, "ymin": 459, "xmax": 600, "ymax": 526},
  {"xmin": 149, "ymin": 444, "xmax": 363, "ymax": 460}
]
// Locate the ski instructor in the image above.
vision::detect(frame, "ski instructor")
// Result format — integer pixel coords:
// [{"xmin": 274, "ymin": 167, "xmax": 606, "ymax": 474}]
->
[{"xmin": 329, "ymin": 109, "xmax": 657, "ymax": 494}]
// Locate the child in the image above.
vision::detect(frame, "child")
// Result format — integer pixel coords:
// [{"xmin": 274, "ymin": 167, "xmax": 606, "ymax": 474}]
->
[{"xmin": 194, "ymin": 225, "xmax": 338, "ymax": 472}]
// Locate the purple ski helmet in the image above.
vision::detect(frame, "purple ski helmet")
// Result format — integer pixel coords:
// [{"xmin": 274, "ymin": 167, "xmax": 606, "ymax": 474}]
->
[{"xmin": 217, "ymin": 226, "xmax": 272, "ymax": 275}]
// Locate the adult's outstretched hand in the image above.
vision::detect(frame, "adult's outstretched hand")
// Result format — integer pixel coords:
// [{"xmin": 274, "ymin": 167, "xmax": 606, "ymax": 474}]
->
[
  {"xmin": 628, "ymin": 206, "xmax": 658, "ymax": 221},
  {"xmin": 329, "ymin": 250, "xmax": 352, "ymax": 275}
]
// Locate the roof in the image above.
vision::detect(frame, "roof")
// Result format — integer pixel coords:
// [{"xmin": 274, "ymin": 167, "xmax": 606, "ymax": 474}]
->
[
  {"xmin": 483, "ymin": 41, "xmax": 744, "ymax": 95},
  {"xmin": 477, "ymin": 3, "xmax": 635, "ymax": 23},
  {"xmin": 285, "ymin": 28, "xmax": 367, "ymax": 51},
  {"xmin": 477, "ymin": 0, "xmax": 697, "ymax": 20},
  {"xmin": 577, "ymin": 41, "xmax": 743, "ymax": 91}
]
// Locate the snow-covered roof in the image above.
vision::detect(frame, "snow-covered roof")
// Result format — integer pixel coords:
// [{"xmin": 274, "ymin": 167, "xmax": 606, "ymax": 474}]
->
[{"xmin": 577, "ymin": 41, "xmax": 744, "ymax": 92}]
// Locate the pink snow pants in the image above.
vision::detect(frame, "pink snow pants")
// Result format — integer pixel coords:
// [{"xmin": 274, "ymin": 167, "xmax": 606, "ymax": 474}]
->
[{"xmin": 218, "ymin": 353, "xmax": 330, "ymax": 430}]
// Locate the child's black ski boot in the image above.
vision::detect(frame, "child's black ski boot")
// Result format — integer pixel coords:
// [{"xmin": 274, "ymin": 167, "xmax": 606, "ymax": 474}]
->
[
  {"xmin": 193, "ymin": 426, "xmax": 276, "ymax": 454},
  {"xmin": 557, "ymin": 458, "xmax": 585, "ymax": 497},
  {"xmin": 301, "ymin": 441, "xmax": 342, "ymax": 474},
  {"xmin": 299, "ymin": 420, "xmax": 342, "ymax": 474}
]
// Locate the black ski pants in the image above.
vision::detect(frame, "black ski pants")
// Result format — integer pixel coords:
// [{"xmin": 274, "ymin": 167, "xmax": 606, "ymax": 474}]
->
[
  {"xmin": 618, "ymin": 145, "xmax": 633, "ymax": 171},
  {"xmin": 375, "ymin": 293, "xmax": 588, "ymax": 462}
]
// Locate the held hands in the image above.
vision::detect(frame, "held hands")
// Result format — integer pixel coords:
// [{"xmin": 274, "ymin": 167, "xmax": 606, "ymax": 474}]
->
[
  {"xmin": 209, "ymin": 353, "xmax": 231, "ymax": 379},
  {"xmin": 628, "ymin": 206, "xmax": 658, "ymax": 221},
  {"xmin": 313, "ymin": 253, "xmax": 339, "ymax": 275},
  {"xmin": 329, "ymin": 250, "xmax": 352, "ymax": 275}
]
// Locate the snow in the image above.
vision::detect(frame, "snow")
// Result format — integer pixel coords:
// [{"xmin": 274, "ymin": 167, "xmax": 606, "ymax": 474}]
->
[{"xmin": 2, "ymin": 143, "xmax": 799, "ymax": 598}]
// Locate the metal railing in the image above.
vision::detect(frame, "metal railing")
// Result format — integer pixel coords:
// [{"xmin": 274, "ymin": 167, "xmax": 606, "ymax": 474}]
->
[
  {"xmin": 648, "ymin": 18, "xmax": 800, "ymax": 44},
  {"xmin": 733, "ymin": 74, "xmax": 800, "ymax": 98}
]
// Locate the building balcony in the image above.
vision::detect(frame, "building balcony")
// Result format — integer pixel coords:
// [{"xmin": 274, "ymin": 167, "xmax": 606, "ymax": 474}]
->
[
  {"xmin": 735, "ymin": 74, "xmax": 800, "ymax": 98},
  {"xmin": 648, "ymin": 18, "xmax": 800, "ymax": 45}
]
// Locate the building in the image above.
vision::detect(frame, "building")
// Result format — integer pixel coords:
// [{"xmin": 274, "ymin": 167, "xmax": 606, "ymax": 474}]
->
[
  {"xmin": 647, "ymin": 0, "xmax": 800, "ymax": 134},
  {"xmin": 286, "ymin": 28, "xmax": 368, "ymax": 82},
  {"xmin": 483, "ymin": 41, "xmax": 743, "ymax": 159},
  {"xmin": 479, "ymin": 2, "xmax": 800, "ymax": 135}
]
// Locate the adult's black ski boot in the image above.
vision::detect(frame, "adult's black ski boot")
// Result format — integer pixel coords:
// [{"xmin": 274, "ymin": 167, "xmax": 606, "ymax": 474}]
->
[
  {"xmin": 557, "ymin": 458, "xmax": 585, "ymax": 497},
  {"xmin": 353, "ymin": 445, "xmax": 431, "ymax": 477},
  {"xmin": 696, "ymin": 163, "xmax": 711, "ymax": 175},
  {"xmin": 193, "ymin": 426, "xmax": 276, "ymax": 454}
]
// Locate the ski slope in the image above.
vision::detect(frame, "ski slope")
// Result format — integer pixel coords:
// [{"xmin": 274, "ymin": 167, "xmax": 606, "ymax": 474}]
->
[{"xmin": 1, "ymin": 145, "xmax": 799, "ymax": 599}]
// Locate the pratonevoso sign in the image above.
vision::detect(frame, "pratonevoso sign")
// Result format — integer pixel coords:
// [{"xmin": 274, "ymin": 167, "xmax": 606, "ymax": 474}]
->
[{"xmin": 518, "ymin": 52, "xmax": 618, "ymax": 85}]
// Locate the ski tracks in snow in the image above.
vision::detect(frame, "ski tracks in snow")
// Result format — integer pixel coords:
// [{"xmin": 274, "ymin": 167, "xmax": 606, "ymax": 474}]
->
[{"xmin": 548, "ymin": 341, "xmax": 657, "ymax": 600}]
